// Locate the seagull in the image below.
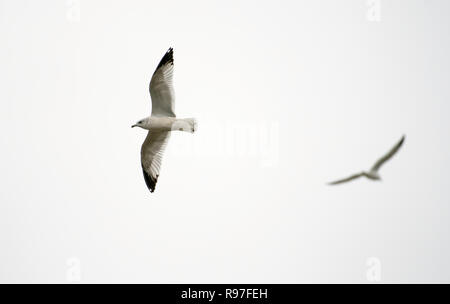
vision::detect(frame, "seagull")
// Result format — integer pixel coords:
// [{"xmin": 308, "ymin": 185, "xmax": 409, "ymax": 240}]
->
[
  {"xmin": 328, "ymin": 135, "xmax": 405, "ymax": 185},
  {"xmin": 132, "ymin": 48, "xmax": 197, "ymax": 193}
]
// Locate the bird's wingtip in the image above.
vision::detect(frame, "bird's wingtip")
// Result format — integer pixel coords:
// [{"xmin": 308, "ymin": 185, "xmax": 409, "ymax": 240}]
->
[
  {"xmin": 155, "ymin": 47, "xmax": 174, "ymax": 71},
  {"xmin": 142, "ymin": 166, "xmax": 158, "ymax": 193}
]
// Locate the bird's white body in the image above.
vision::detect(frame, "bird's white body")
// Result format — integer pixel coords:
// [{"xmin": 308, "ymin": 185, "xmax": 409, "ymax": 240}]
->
[{"xmin": 138, "ymin": 116, "xmax": 197, "ymax": 133}]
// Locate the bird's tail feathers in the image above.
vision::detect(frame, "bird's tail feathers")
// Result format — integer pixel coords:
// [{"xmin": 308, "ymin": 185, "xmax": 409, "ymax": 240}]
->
[{"xmin": 172, "ymin": 118, "xmax": 197, "ymax": 133}]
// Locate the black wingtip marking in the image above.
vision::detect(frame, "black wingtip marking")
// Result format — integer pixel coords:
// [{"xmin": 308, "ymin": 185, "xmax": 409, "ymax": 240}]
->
[
  {"xmin": 397, "ymin": 135, "xmax": 406, "ymax": 148},
  {"xmin": 142, "ymin": 165, "xmax": 158, "ymax": 193},
  {"xmin": 155, "ymin": 47, "xmax": 174, "ymax": 71}
]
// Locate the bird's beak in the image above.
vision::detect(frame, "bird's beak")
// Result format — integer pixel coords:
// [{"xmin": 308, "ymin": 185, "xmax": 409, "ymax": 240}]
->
[{"xmin": 131, "ymin": 124, "xmax": 137, "ymax": 128}]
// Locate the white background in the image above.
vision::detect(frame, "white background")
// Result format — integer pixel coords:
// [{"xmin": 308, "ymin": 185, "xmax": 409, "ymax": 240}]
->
[{"xmin": 1, "ymin": 0, "xmax": 450, "ymax": 283}]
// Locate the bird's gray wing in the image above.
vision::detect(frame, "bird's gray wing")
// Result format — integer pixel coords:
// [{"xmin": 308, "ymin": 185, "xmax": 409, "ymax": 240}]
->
[
  {"xmin": 328, "ymin": 172, "xmax": 365, "ymax": 185},
  {"xmin": 149, "ymin": 48, "xmax": 176, "ymax": 118},
  {"xmin": 140, "ymin": 131, "xmax": 171, "ymax": 193},
  {"xmin": 370, "ymin": 135, "xmax": 405, "ymax": 173}
]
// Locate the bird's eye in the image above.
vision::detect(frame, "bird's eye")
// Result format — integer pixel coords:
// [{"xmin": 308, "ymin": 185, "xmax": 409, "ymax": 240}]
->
[{"xmin": 139, "ymin": 121, "xmax": 143, "ymax": 124}]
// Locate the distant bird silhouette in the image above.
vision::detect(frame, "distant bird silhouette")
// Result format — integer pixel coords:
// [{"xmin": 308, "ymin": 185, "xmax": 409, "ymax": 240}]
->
[{"xmin": 328, "ymin": 135, "xmax": 405, "ymax": 185}]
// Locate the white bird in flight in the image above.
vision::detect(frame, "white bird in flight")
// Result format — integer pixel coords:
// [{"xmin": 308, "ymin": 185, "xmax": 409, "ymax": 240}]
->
[
  {"xmin": 132, "ymin": 48, "xmax": 197, "ymax": 193},
  {"xmin": 328, "ymin": 135, "xmax": 405, "ymax": 185}
]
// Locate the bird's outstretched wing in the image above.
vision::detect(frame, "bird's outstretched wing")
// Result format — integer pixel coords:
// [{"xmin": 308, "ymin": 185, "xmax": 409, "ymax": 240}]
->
[
  {"xmin": 328, "ymin": 172, "xmax": 365, "ymax": 185},
  {"xmin": 149, "ymin": 48, "xmax": 176, "ymax": 118},
  {"xmin": 370, "ymin": 135, "xmax": 405, "ymax": 173},
  {"xmin": 141, "ymin": 131, "xmax": 171, "ymax": 193}
]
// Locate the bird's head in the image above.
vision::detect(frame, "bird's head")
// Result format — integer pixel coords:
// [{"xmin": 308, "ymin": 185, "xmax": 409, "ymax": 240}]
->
[{"xmin": 131, "ymin": 118, "xmax": 149, "ymax": 129}]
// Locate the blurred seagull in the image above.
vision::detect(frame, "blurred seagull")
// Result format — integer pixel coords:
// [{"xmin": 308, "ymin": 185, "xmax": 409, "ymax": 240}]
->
[
  {"xmin": 132, "ymin": 48, "xmax": 197, "ymax": 193},
  {"xmin": 328, "ymin": 135, "xmax": 405, "ymax": 185}
]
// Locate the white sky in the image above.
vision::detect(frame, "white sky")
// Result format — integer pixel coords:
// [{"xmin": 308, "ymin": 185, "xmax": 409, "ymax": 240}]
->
[{"xmin": 1, "ymin": 0, "xmax": 450, "ymax": 283}]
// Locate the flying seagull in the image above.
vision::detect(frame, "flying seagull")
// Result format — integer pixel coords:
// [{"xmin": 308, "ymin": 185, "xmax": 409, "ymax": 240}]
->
[
  {"xmin": 328, "ymin": 135, "xmax": 405, "ymax": 185},
  {"xmin": 132, "ymin": 48, "xmax": 197, "ymax": 193}
]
